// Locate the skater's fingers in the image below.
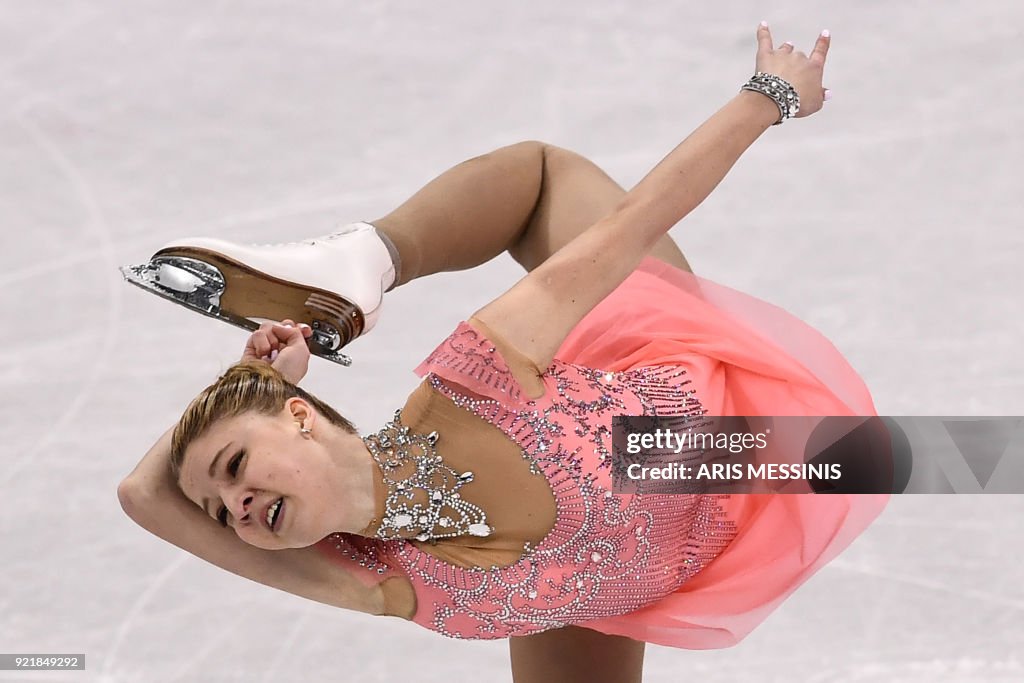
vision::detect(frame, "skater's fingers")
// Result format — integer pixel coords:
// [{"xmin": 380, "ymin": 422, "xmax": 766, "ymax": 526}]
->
[
  {"xmin": 253, "ymin": 330, "xmax": 274, "ymax": 358},
  {"xmin": 276, "ymin": 321, "xmax": 311, "ymax": 339},
  {"xmin": 283, "ymin": 326, "xmax": 312, "ymax": 350},
  {"xmin": 276, "ymin": 320, "xmax": 312, "ymax": 339},
  {"xmin": 256, "ymin": 320, "xmax": 280, "ymax": 336},
  {"xmin": 757, "ymin": 21, "xmax": 773, "ymax": 55},
  {"xmin": 277, "ymin": 322, "xmax": 312, "ymax": 341},
  {"xmin": 271, "ymin": 333, "xmax": 312, "ymax": 385},
  {"xmin": 269, "ymin": 323, "xmax": 305, "ymax": 346},
  {"xmin": 240, "ymin": 321, "xmax": 310, "ymax": 370},
  {"xmin": 809, "ymin": 30, "xmax": 830, "ymax": 67},
  {"xmin": 242, "ymin": 326, "xmax": 283, "ymax": 364}
]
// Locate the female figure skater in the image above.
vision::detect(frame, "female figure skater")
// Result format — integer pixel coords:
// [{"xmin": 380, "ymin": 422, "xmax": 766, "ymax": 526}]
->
[{"xmin": 119, "ymin": 24, "xmax": 886, "ymax": 683}]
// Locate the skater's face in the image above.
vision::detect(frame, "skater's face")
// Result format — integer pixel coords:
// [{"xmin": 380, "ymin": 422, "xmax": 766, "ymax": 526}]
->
[{"xmin": 177, "ymin": 398, "xmax": 369, "ymax": 550}]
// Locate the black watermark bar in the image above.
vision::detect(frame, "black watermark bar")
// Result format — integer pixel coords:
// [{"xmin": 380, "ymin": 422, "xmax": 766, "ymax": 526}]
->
[
  {"xmin": 0, "ymin": 654, "xmax": 85, "ymax": 670},
  {"xmin": 611, "ymin": 416, "xmax": 1024, "ymax": 494}
]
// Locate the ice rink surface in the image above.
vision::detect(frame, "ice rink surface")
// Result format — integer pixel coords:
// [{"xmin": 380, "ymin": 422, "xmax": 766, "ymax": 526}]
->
[{"xmin": 2, "ymin": 1, "xmax": 1022, "ymax": 681}]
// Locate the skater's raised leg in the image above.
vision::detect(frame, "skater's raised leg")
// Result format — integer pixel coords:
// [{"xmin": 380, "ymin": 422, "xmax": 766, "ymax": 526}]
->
[
  {"xmin": 121, "ymin": 141, "xmax": 690, "ymax": 363},
  {"xmin": 373, "ymin": 140, "xmax": 691, "ymax": 286}
]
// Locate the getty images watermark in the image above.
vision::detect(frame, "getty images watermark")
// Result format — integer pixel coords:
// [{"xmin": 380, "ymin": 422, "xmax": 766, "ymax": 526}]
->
[{"xmin": 610, "ymin": 416, "xmax": 1024, "ymax": 494}]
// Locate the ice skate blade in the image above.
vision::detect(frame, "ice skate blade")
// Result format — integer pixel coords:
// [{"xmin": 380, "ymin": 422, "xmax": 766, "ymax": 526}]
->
[{"xmin": 119, "ymin": 254, "xmax": 355, "ymax": 367}]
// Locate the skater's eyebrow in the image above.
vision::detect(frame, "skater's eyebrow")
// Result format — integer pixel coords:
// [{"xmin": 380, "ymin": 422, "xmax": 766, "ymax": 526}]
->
[
  {"xmin": 200, "ymin": 442, "xmax": 234, "ymax": 517},
  {"xmin": 208, "ymin": 442, "xmax": 234, "ymax": 478}
]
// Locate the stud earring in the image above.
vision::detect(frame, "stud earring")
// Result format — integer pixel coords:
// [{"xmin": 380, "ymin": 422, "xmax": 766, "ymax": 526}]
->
[{"xmin": 300, "ymin": 427, "xmax": 311, "ymax": 436}]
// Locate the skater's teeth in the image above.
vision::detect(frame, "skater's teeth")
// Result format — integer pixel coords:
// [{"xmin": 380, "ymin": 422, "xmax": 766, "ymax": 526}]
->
[{"xmin": 266, "ymin": 499, "xmax": 282, "ymax": 530}]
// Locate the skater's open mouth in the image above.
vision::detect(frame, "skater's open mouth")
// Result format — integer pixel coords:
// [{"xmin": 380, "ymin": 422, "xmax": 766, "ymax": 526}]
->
[{"xmin": 264, "ymin": 497, "xmax": 284, "ymax": 532}]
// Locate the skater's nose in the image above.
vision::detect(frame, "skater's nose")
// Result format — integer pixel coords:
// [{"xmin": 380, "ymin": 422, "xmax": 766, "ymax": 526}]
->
[{"xmin": 224, "ymin": 489, "xmax": 255, "ymax": 526}]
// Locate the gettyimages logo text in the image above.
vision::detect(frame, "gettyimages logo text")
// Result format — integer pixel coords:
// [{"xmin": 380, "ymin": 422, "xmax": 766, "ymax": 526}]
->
[{"xmin": 610, "ymin": 416, "xmax": 1024, "ymax": 494}]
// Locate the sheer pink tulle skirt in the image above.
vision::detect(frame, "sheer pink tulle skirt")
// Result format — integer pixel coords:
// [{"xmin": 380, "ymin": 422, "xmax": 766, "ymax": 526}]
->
[{"xmin": 555, "ymin": 257, "xmax": 888, "ymax": 649}]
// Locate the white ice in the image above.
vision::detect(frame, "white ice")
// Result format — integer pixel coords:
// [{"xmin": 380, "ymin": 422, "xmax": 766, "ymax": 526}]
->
[{"xmin": 1, "ymin": 1, "xmax": 1022, "ymax": 681}]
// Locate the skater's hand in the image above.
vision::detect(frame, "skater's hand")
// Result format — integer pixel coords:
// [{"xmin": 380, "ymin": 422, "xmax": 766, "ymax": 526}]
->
[
  {"xmin": 754, "ymin": 23, "xmax": 832, "ymax": 119},
  {"xmin": 241, "ymin": 320, "xmax": 313, "ymax": 385}
]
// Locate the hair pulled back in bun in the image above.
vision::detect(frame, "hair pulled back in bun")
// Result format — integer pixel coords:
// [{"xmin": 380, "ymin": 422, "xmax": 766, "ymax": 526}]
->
[{"xmin": 169, "ymin": 360, "xmax": 355, "ymax": 482}]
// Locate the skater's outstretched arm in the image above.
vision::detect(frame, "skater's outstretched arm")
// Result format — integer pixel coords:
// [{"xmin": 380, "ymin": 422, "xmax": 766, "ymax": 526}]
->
[{"xmin": 473, "ymin": 25, "xmax": 830, "ymax": 378}]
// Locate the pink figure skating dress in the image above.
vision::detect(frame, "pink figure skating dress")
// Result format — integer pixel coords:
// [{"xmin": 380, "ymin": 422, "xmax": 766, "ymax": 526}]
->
[{"xmin": 314, "ymin": 256, "xmax": 888, "ymax": 649}]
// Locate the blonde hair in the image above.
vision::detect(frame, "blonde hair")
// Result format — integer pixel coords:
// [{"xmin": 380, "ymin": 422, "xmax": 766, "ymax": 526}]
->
[{"xmin": 170, "ymin": 361, "xmax": 356, "ymax": 482}]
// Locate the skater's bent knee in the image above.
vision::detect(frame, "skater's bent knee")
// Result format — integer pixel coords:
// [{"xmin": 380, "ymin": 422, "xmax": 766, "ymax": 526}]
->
[{"xmin": 489, "ymin": 140, "xmax": 549, "ymax": 164}]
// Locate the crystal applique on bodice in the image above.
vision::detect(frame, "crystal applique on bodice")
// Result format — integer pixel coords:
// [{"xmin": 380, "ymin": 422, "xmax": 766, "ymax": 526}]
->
[{"xmin": 363, "ymin": 413, "xmax": 494, "ymax": 543}]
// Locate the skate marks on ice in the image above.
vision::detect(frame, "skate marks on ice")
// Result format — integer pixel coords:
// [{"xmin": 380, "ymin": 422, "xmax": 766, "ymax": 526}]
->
[
  {"xmin": 2, "ymin": 108, "xmax": 122, "ymax": 488},
  {"xmin": 3, "ymin": 1, "xmax": 1023, "ymax": 682}
]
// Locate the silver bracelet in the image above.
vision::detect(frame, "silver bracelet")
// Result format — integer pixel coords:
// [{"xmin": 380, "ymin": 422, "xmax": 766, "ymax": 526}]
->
[{"xmin": 740, "ymin": 72, "xmax": 800, "ymax": 125}]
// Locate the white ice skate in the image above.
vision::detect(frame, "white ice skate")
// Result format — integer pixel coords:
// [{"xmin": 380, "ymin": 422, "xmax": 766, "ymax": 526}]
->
[{"xmin": 120, "ymin": 222, "xmax": 396, "ymax": 366}]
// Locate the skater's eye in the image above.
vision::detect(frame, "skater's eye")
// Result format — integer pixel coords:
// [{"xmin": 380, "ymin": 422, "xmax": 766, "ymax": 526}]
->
[
  {"xmin": 227, "ymin": 450, "xmax": 244, "ymax": 477},
  {"xmin": 214, "ymin": 450, "xmax": 245, "ymax": 527}
]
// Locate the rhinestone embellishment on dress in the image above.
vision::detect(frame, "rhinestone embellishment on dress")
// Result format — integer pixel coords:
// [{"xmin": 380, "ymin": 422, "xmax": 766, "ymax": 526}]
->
[
  {"xmin": 364, "ymin": 410, "xmax": 493, "ymax": 543},
  {"xmin": 387, "ymin": 322, "xmax": 738, "ymax": 641}
]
